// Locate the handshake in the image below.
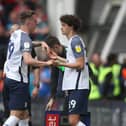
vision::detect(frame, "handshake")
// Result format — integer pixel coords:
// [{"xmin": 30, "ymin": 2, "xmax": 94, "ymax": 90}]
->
[{"xmin": 33, "ymin": 41, "xmax": 66, "ymax": 67}]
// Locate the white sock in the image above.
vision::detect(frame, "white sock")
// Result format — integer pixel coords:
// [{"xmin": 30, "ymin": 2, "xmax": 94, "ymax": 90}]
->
[
  {"xmin": 3, "ymin": 115, "xmax": 20, "ymax": 126},
  {"xmin": 18, "ymin": 119, "xmax": 29, "ymax": 126},
  {"xmin": 76, "ymin": 121, "xmax": 86, "ymax": 126}
]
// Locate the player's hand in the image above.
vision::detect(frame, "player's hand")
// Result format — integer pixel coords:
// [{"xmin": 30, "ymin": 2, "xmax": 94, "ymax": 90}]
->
[
  {"xmin": 45, "ymin": 98, "xmax": 54, "ymax": 111},
  {"xmin": 41, "ymin": 42, "xmax": 50, "ymax": 53},
  {"xmin": 53, "ymin": 60, "xmax": 61, "ymax": 66},
  {"xmin": 32, "ymin": 87, "xmax": 39, "ymax": 98},
  {"xmin": 48, "ymin": 50, "xmax": 57, "ymax": 60},
  {"xmin": 46, "ymin": 60, "xmax": 54, "ymax": 66},
  {"xmin": 33, "ymin": 79, "xmax": 40, "ymax": 87}
]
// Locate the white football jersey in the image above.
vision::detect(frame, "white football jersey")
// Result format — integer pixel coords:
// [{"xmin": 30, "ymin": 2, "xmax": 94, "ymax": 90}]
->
[
  {"xmin": 62, "ymin": 35, "xmax": 89, "ymax": 90},
  {"xmin": 4, "ymin": 29, "xmax": 32, "ymax": 83}
]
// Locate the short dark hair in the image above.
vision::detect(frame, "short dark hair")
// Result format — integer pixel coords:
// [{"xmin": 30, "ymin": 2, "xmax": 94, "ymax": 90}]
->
[
  {"xmin": 20, "ymin": 10, "xmax": 35, "ymax": 24},
  {"xmin": 107, "ymin": 53, "xmax": 118, "ymax": 64},
  {"xmin": 45, "ymin": 36, "xmax": 61, "ymax": 48},
  {"xmin": 60, "ymin": 14, "xmax": 81, "ymax": 32}
]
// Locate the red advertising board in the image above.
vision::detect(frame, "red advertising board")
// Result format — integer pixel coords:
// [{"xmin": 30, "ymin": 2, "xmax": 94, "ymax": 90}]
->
[{"xmin": 45, "ymin": 112, "xmax": 60, "ymax": 126}]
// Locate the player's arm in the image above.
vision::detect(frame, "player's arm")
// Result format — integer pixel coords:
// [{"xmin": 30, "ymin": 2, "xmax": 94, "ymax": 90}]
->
[
  {"xmin": 58, "ymin": 57, "xmax": 84, "ymax": 70},
  {"xmin": 55, "ymin": 39, "xmax": 85, "ymax": 70},
  {"xmin": 30, "ymin": 48, "xmax": 40, "ymax": 97},
  {"xmin": 32, "ymin": 41, "xmax": 50, "ymax": 52},
  {"xmin": 56, "ymin": 56, "xmax": 67, "ymax": 63},
  {"xmin": 23, "ymin": 52, "xmax": 52, "ymax": 67},
  {"xmin": 46, "ymin": 67, "xmax": 59, "ymax": 110},
  {"xmin": 33, "ymin": 68, "xmax": 40, "ymax": 87},
  {"xmin": 32, "ymin": 41, "xmax": 42, "ymax": 47},
  {"xmin": 32, "ymin": 68, "xmax": 40, "ymax": 97},
  {"xmin": 21, "ymin": 35, "xmax": 52, "ymax": 67},
  {"xmin": 32, "ymin": 47, "xmax": 40, "ymax": 87},
  {"xmin": 48, "ymin": 50, "xmax": 66, "ymax": 63}
]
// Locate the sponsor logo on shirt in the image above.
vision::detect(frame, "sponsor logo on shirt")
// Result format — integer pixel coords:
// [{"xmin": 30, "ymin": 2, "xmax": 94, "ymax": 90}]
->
[
  {"xmin": 24, "ymin": 42, "xmax": 30, "ymax": 49},
  {"xmin": 75, "ymin": 45, "xmax": 81, "ymax": 53}
]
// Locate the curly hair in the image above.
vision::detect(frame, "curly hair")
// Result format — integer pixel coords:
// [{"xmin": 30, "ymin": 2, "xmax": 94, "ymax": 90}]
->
[{"xmin": 60, "ymin": 14, "xmax": 81, "ymax": 32}]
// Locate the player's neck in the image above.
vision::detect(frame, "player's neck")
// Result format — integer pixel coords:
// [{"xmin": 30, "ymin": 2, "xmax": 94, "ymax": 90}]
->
[
  {"xmin": 67, "ymin": 31, "xmax": 77, "ymax": 40},
  {"xmin": 20, "ymin": 25, "xmax": 29, "ymax": 34}
]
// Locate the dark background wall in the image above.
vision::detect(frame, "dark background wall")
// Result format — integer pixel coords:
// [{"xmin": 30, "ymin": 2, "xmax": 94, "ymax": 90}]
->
[{"xmin": 75, "ymin": 0, "xmax": 93, "ymax": 33}]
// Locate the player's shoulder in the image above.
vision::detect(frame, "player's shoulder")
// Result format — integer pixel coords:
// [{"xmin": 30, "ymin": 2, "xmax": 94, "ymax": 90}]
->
[
  {"xmin": 12, "ymin": 29, "xmax": 21, "ymax": 35},
  {"xmin": 20, "ymin": 31, "xmax": 31, "ymax": 42},
  {"xmin": 72, "ymin": 35, "xmax": 80, "ymax": 41},
  {"xmin": 72, "ymin": 35, "xmax": 86, "ymax": 47},
  {"xmin": 14, "ymin": 29, "xmax": 29, "ymax": 38},
  {"xmin": 10, "ymin": 29, "xmax": 20, "ymax": 40},
  {"xmin": 71, "ymin": 35, "xmax": 82, "ymax": 47}
]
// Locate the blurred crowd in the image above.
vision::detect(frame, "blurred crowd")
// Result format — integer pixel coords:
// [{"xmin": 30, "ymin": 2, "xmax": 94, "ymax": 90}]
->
[
  {"xmin": 0, "ymin": 0, "xmax": 49, "ymax": 40},
  {"xmin": 89, "ymin": 53, "xmax": 126, "ymax": 101},
  {"xmin": 0, "ymin": 0, "xmax": 126, "ymax": 103}
]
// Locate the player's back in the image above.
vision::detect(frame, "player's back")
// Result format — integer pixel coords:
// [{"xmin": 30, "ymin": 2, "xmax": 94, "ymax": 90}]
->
[{"xmin": 4, "ymin": 29, "xmax": 32, "ymax": 83}]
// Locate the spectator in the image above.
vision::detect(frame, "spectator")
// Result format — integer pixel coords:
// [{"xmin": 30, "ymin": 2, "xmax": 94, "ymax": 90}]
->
[
  {"xmin": 120, "ymin": 58, "xmax": 126, "ymax": 100},
  {"xmin": 6, "ymin": 10, "xmax": 19, "ymax": 30},
  {"xmin": 89, "ymin": 53, "xmax": 102, "ymax": 100},
  {"xmin": 34, "ymin": 5, "xmax": 49, "ymax": 41},
  {"xmin": 2, "ymin": 0, "xmax": 17, "ymax": 23},
  {"xmin": 99, "ymin": 53, "xmax": 121, "ymax": 99},
  {"xmin": 0, "ymin": 23, "xmax": 9, "ymax": 94},
  {"xmin": 0, "ymin": 2, "xmax": 6, "ymax": 25},
  {"xmin": 13, "ymin": 0, "xmax": 29, "ymax": 14},
  {"xmin": 25, "ymin": 0, "xmax": 39, "ymax": 10}
]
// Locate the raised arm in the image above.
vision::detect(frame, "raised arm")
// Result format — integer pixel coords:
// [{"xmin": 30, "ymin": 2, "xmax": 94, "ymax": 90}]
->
[
  {"xmin": 23, "ymin": 52, "xmax": 52, "ymax": 67},
  {"xmin": 32, "ymin": 41, "xmax": 50, "ymax": 52}
]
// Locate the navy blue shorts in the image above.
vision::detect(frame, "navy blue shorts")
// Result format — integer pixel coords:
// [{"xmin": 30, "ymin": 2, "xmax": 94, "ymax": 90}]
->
[
  {"xmin": 67, "ymin": 89, "xmax": 89, "ymax": 114},
  {"xmin": 4, "ymin": 78, "xmax": 30, "ymax": 110}
]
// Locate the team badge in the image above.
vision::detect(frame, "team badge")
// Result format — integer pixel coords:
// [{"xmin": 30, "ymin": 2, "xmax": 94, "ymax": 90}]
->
[
  {"xmin": 24, "ymin": 42, "xmax": 30, "ymax": 49},
  {"xmin": 75, "ymin": 45, "xmax": 82, "ymax": 53}
]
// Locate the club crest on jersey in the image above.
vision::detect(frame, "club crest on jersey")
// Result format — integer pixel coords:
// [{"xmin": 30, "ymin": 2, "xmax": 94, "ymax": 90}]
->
[
  {"xmin": 75, "ymin": 45, "xmax": 81, "ymax": 53},
  {"xmin": 24, "ymin": 42, "xmax": 30, "ymax": 49}
]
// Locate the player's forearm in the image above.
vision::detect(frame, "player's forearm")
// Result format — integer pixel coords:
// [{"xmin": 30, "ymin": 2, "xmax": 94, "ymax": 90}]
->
[
  {"xmin": 58, "ymin": 62, "xmax": 84, "ymax": 70},
  {"xmin": 32, "ymin": 41, "xmax": 42, "ymax": 47},
  {"xmin": 30, "ymin": 59, "xmax": 48, "ymax": 67},
  {"xmin": 23, "ymin": 52, "xmax": 51, "ymax": 67},
  {"xmin": 33, "ymin": 68, "xmax": 40, "ymax": 87},
  {"xmin": 24, "ymin": 58, "xmax": 49, "ymax": 67},
  {"xmin": 50, "ymin": 82, "xmax": 57, "ymax": 99},
  {"xmin": 57, "ymin": 56, "xmax": 67, "ymax": 63},
  {"xmin": 58, "ymin": 57, "xmax": 85, "ymax": 70},
  {"xmin": 32, "ymin": 41, "xmax": 50, "ymax": 53}
]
